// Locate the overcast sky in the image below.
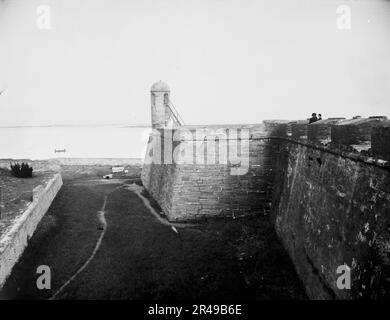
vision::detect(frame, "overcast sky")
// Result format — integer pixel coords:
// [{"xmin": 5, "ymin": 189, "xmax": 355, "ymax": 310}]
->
[{"xmin": 0, "ymin": 0, "xmax": 389, "ymax": 126}]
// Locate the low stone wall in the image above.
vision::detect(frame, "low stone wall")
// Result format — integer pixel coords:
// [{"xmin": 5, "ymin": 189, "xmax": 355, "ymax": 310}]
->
[
  {"xmin": 0, "ymin": 173, "xmax": 63, "ymax": 289},
  {"xmin": 272, "ymin": 141, "xmax": 390, "ymax": 299}
]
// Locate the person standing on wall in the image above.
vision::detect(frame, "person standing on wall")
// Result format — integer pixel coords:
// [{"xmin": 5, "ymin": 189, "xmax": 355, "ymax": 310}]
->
[{"xmin": 309, "ymin": 113, "xmax": 318, "ymax": 123}]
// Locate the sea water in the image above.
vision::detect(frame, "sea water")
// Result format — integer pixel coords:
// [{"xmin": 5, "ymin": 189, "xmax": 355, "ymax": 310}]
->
[{"xmin": 0, "ymin": 125, "xmax": 152, "ymax": 160}]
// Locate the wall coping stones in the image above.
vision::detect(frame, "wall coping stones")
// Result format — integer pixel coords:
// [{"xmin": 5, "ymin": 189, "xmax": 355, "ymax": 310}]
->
[
  {"xmin": 281, "ymin": 137, "xmax": 389, "ymax": 169},
  {"xmin": 308, "ymin": 118, "xmax": 346, "ymax": 125},
  {"xmin": 332, "ymin": 117, "xmax": 387, "ymax": 126}
]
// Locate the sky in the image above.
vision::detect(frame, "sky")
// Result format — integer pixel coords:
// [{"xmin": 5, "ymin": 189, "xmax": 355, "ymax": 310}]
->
[{"xmin": 0, "ymin": 0, "xmax": 389, "ymax": 126}]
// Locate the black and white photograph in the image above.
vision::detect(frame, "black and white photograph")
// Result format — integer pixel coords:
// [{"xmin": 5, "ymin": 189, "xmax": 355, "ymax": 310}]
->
[{"xmin": 0, "ymin": 0, "xmax": 390, "ymax": 311}]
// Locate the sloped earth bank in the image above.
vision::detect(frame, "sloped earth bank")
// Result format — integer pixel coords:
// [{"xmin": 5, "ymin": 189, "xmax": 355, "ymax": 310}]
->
[{"xmin": 0, "ymin": 166, "xmax": 306, "ymax": 300}]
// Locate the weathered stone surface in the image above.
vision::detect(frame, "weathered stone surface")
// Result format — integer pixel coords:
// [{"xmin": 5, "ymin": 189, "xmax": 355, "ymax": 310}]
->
[
  {"xmin": 331, "ymin": 117, "xmax": 388, "ymax": 150},
  {"xmin": 307, "ymin": 118, "xmax": 345, "ymax": 144},
  {"xmin": 290, "ymin": 120, "xmax": 309, "ymax": 140},
  {"xmin": 142, "ymin": 115, "xmax": 390, "ymax": 299},
  {"xmin": 0, "ymin": 173, "xmax": 63, "ymax": 288},
  {"xmin": 141, "ymin": 123, "xmax": 285, "ymax": 221},
  {"xmin": 371, "ymin": 121, "xmax": 390, "ymax": 161},
  {"xmin": 273, "ymin": 142, "xmax": 390, "ymax": 299}
]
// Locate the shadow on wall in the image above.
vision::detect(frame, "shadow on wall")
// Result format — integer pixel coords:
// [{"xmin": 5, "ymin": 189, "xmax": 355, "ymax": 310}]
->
[{"xmin": 272, "ymin": 141, "xmax": 390, "ymax": 299}]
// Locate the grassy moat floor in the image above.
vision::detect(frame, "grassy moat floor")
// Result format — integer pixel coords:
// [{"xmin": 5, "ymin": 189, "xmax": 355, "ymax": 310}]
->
[{"xmin": 0, "ymin": 165, "xmax": 307, "ymax": 300}]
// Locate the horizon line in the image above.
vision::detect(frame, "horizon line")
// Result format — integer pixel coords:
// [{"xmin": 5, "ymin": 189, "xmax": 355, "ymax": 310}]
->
[{"xmin": 0, "ymin": 123, "xmax": 152, "ymax": 128}]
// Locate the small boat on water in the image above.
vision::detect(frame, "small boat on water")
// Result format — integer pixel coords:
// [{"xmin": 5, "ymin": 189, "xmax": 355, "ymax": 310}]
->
[{"xmin": 54, "ymin": 149, "xmax": 66, "ymax": 153}]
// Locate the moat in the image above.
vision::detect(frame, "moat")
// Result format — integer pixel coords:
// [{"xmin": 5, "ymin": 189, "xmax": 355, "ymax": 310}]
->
[{"xmin": 0, "ymin": 165, "xmax": 306, "ymax": 300}]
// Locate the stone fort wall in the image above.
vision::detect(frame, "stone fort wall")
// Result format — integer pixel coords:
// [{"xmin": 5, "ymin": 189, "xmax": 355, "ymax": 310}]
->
[
  {"xmin": 271, "ymin": 118, "xmax": 390, "ymax": 299},
  {"xmin": 141, "ymin": 113, "xmax": 390, "ymax": 299},
  {"xmin": 273, "ymin": 139, "xmax": 390, "ymax": 299},
  {"xmin": 141, "ymin": 122, "xmax": 286, "ymax": 221}
]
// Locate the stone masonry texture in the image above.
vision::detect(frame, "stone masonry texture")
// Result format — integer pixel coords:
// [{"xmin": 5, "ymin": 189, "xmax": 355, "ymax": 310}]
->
[
  {"xmin": 141, "ymin": 123, "xmax": 285, "ymax": 221},
  {"xmin": 142, "ymin": 119, "xmax": 390, "ymax": 299},
  {"xmin": 371, "ymin": 121, "xmax": 390, "ymax": 161},
  {"xmin": 0, "ymin": 173, "xmax": 63, "ymax": 288},
  {"xmin": 273, "ymin": 141, "xmax": 390, "ymax": 299}
]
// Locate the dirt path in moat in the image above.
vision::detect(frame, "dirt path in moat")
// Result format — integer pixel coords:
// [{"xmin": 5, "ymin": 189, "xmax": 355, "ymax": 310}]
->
[{"xmin": 0, "ymin": 166, "xmax": 307, "ymax": 300}]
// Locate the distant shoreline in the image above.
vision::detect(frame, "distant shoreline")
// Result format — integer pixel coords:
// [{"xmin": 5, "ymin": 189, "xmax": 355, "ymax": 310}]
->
[{"xmin": 0, "ymin": 124, "xmax": 151, "ymax": 129}]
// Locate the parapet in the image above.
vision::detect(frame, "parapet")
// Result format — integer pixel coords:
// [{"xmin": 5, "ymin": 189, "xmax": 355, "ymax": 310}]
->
[
  {"xmin": 290, "ymin": 120, "xmax": 309, "ymax": 139},
  {"xmin": 331, "ymin": 116, "xmax": 388, "ymax": 151},
  {"xmin": 371, "ymin": 120, "xmax": 390, "ymax": 161},
  {"xmin": 263, "ymin": 120, "xmax": 289, "ymax": 138},
  {"xmin": 282, "ymin": 116, "xmax": 390, "ymax": 164},
  {"xmin": 307, "ymin": 118, "xmax": 346, "ymax": 144},
  {"xmin": 155, "ymin": 122, "xmax": 289, "ymax": 141}
]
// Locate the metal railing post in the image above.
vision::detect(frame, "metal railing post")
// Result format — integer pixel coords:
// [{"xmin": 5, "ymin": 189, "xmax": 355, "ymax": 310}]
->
[{"xmin": 167, "ymin": 100, "xmax": 185, "ymax": 126}]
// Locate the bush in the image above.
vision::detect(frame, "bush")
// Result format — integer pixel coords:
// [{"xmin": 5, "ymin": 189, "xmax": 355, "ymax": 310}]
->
[{"xmin": 10, "ymin": 162, "xmax": 33, "ymax": 178}]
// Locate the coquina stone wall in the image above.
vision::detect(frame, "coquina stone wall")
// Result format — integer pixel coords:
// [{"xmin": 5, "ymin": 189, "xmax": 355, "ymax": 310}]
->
[
  {"xmin": 371, "ymin": 121, "xmax": 390, "ymax": 161},
  {"xmin": 271, "ymin": 116, "xmax": 390, "ymax": 299},
  {"xmin": 0, "ymin": 173, "xmax": 63, "ymax": 289},
  {"xmin": 142, "ymin": 116, "xmax": 390, "ymax": 299},
  {"xmin": 141, "ymin": 122, "xmax": 286, "ymax": 221},
  {"xmin": 272, "ymin": 140, "xmax": 390, "ymax": 299}
]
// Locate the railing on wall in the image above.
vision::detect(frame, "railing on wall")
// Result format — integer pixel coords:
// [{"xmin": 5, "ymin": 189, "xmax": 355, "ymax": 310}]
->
[{"xmin": 167, "ymin": 100, "xmax": 185, "ymax": 126}]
